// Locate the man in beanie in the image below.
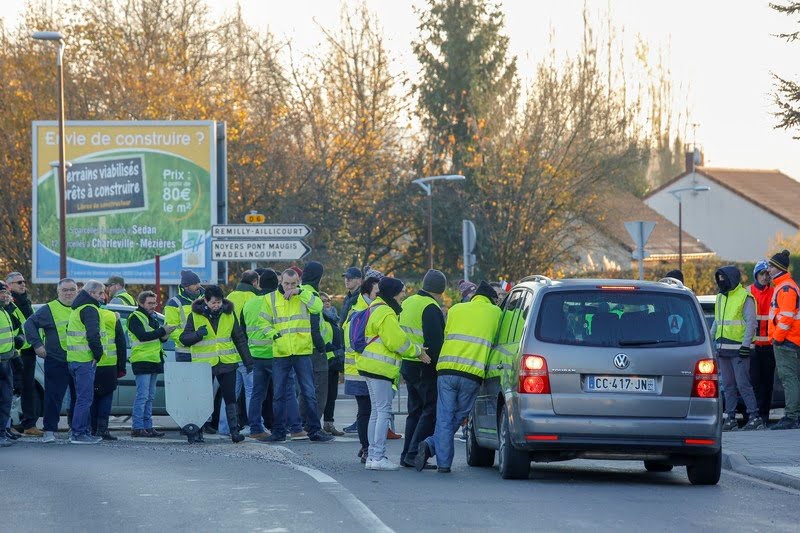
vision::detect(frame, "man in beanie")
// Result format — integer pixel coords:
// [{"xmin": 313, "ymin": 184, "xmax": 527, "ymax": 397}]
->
[
  {"xmin": 766, "ymin": 250, "xmax": 800, "ymax": 429},
  {"xmin": 166, "ymin": 270, "xmax": 204, "ymax": 363},
  {"xmin": 710, "ymin": 266, "xmax": 763, "ymax": 431},
  {"xmin": 665, "ymin": 269, "xmax": 684, "ymax": 284},
  {"xmin": 340, "ymin": 267, "xmax": 363, "ymax": 328},
  {"xmin": 748, "ymin": 260, "xmax": 776, "ymax": 422},
  {"xmin": 399, "ymin": 269, "xmax": 446, "ymax": 468},
  {"xmin": 416, "ymin": 281, "xmax": 501, "ymax": 473},
  {"xmin": 298, "ymin": 262, "xmax": 330, "ymax": 433},
  {"xmin": 457, "ymin": 280, "xmax": 477, "ymax": 303}
]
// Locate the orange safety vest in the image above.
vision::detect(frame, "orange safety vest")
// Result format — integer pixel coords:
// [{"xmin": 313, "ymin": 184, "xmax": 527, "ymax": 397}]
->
[
  {"xmin": 768, "ymin": 272, "xmax": 800, "ymax": 345},
  {"xmin": 749, "ymin": 283, "xmax": 774, "ymax": 346}
]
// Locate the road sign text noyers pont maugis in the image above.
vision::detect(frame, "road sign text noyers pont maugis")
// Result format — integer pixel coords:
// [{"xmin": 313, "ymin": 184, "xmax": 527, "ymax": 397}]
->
[
  {"xmin": 211, "ymin": 224, "xmax": 311, "ymax": 239},
  {"xmin": 212, "ymin": 239, "xmax": 311, "ymax": 261}
]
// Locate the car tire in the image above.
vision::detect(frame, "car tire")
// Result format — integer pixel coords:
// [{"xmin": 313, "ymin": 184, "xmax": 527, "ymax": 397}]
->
[
  {"xmin": 498, "ymin": 404, "xmax": 530, "ymax": 480},
  {"xmin": 686, "ymin": 450, "xmax": 721, "ymax": 486},
  {"xmin": 644, "ymin": 460, "xmax": 673, "ymax": 472},
  {"xmin": 466, "ymin": 415, "xmax": 495, "ymax": 467}
]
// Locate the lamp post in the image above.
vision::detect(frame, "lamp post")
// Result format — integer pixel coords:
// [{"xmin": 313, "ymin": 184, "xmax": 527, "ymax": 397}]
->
[
  {"xmin": 668, "ymin": 185, "xmax": 710, "ymax": 271},
  {"xmin": 32, "ymin": 30, "xmax": 68, "ymax": 279},
  {"xmin": 412, "ymin": 174, "xmax": 466, "ymax": 269}
]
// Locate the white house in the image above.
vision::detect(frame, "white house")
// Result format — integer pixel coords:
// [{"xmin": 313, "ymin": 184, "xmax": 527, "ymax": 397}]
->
[{"xmin": 644, "ymin": 163, "xmax": 800, "ymax": 262}]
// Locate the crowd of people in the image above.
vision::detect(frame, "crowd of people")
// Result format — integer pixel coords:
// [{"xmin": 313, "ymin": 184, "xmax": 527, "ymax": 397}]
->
[{"xmin": 2, "ymin": 250, "xmax": 799, "ymax": 474}]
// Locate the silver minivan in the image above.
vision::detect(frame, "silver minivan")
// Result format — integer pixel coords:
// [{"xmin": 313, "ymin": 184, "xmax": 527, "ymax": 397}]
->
[{"xmin": 466, "ymin": 277, "xmax": 722, "ymax": 485}]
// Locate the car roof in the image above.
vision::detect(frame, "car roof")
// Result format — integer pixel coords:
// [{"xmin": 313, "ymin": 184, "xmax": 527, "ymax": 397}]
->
[{"xmin": 514, "ymin": 277, "xmax": 693, "ymax": 294}]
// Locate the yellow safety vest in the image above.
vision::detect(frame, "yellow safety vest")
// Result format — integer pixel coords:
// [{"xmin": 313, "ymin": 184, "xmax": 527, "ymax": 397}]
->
[
  {"xmin": 321, "ymin": 317, "xmax": 334, "ymax": 360},
  {"xmin": 165, "ymin": 293, "xmax": 194, "ymax": 357},
  {"xmin": 399, "ymin": 293, "xmax": 439, "ymax": 361},
  {"xmin": 227, "ymin": 289, "xmax": 257, "ymax": 319},
  {"xmin": 436, "ymin": 295, "xmax": 502, "ymax": 380},
  {"xmin": 356, "ymin": 298, "xmax": 420, "ymax": 382},
  {"xmin": 0, "ymin": 309, "xmax": 15, "ymax": 361},
  {"xmin": 67, "ymin": 304, "xmax": 103, "ymax": 363},
  {"xmin": 189, "ymin": 312, "xmax": 239, "ymax": 367},
  {"xmin": 344, "ymin": 295, "xmax": 369, "ymax": 381},
  {"xmin": 715, "ymin": 284, "xmax": 754, "ymax": 350},
  {"xmin": 113, "ymin": 290, "xmax": 136, "ymax": 306},
  {"xmin": 128, "ymin": 309, "xmax": 163, "ymax": 364},
  {"xmin": 272, "ymin": 287, "xmax": 322, "ymax": 358},
  {"xmin": 11, "ymin": 306, "xmax": 30, "ymax": 350},
  {"xmin": 242, "ymin": 293, "xmax": 277, "ymax": 359},
  {"xmin": 97, "ymin": 309, "xmax": 118, "ymax": 367},
  {"xmin": 46, "ymin": 300, "xmax": 72, "ymax": 352}
]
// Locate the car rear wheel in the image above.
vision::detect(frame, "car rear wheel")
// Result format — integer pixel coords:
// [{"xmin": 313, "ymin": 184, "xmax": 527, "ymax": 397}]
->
[
  {"xmin": 644, "ymin": 460, "xmax": 673, "ymax": 472},
  {"xmin": 466, "ymin": 415, "xmax": 495, "ymax": 467},
  {"xmin": 498, "ymin": 405, "xmax": 530, "ymax": 480},
  {"xmin": 686, "ymin": 450, "xmax": 721, "ymax": 485}
]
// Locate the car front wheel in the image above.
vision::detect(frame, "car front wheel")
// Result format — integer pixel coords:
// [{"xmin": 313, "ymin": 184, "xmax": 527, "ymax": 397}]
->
[{"xmin": 498, "ymin": 404, "xmax": 530, "ymax": 480}]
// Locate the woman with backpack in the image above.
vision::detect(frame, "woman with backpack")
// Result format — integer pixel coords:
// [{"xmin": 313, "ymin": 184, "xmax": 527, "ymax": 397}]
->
[
  {"xmin": 356, "ymin": 277, "xmax": 431, "ymax": 471},
  {"xmin": 343, "ymin": 276, "xmax": 380, "ymax": 463}
]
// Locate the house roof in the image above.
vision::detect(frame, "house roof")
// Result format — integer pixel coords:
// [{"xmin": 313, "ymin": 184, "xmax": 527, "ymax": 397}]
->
[
  {"xmin": 594, "ymin": 187, "xmax": 714, "ymax": 259},
  {"xmin": 645, "ymin": 167, "xmax": 800, "ymax": 229}
]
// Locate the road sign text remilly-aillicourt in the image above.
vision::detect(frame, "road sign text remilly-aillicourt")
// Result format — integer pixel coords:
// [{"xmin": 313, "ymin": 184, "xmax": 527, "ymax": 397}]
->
[{"xmin": 211, "ymin": 224, "xmax": 312, "ymax": 262}]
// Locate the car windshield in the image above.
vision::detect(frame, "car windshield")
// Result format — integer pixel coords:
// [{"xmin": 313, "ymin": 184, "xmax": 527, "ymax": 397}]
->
[{"xmin": 535, "ymin": 290, "xmax": 705, "ymax": 348}]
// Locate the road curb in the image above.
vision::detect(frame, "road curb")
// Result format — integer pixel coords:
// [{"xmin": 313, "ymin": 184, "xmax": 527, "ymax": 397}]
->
[{"xmin": 722, "ymin": 450, "xmax": 800, "ymax": 491}]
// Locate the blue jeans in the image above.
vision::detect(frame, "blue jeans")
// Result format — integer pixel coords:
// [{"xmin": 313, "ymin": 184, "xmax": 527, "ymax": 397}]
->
[
  {"xmin": 219, "ymin": 364, "xmax": 253, "ymax": 435},
  {"xmin": 424, "ymin": 375, "xmax": 481, "ymax": 469},
  {"xmin": 132, "ymin": 373, "xmax": 158, "ymax": 430},
  {"xmin": 249, "ymin": 358, "xmax": 273, "ymax": 433},
  {"xmin": 43, "ymin": 357, "xmax": 76, "ymax": 432},
  {"xmin": 68, "ymin": 361, "xmax": 96, "ymax": 437},
  {"xmin": 272, "ymin": 356, "xmax": 321, "ymax": 438},
  {"xmin": 285, "ymin": 370, "xmax": 302, "ymax": 433},
  {"xmin": 366, "ymin": 377, "xmax": 394, "ymax": 462}
]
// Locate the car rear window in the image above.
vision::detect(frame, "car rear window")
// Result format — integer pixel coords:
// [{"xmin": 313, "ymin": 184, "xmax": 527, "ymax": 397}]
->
[{"xmin": 535, "ymin": 290, "xmax": 705, "ymax": 347}]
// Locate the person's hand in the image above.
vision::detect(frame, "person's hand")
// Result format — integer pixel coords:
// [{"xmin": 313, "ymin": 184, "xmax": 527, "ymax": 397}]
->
[
  {"xmin": 245, "ymin": 365, "xmax": 254, "ymax": 374},
  {"xmin": 738, "ymin": 346, "xmax": 751, "ymax": 358},
  {"xmin": 164, "ymin": 324, "xmax": 177, "ymax": 334},
  {"xmin": 34, "ymin": 346, "xmax": 46, "ymax": 358},
  {"xmin": 283, "ymin": 288, "xmax": 298, "ymax": 299},
  {"xmin": 197, "ymin": 325, "xmax": 208, "ymax": 337},
  {"xmin": 419, "ymin": 347, "xmax": 431, "ymax": 365}
]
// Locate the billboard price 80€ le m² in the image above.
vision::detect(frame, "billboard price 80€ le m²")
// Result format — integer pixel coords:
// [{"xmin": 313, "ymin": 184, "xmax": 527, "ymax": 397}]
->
[{"xmin": 32, "ymin": 121, "xmax": 217, "ymax": 284}]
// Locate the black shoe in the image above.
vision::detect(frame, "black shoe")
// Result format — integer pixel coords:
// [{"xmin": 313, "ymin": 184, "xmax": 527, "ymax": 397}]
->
[
  {"xmin": 770, "ymin": 416, "xmax": 800, "ymax": 430},
  {"xmin": 5, "ymin": 429, "xmax": 19, "ymax": 441},
  {"xmin": 99, "ymin": 431, "xmax": 118, "ymax": 441},
  {"xmin": 309, "ymin": 431, "xmax": 334, "ymax": 442},
  {"xmin": 202, "ymin": 423, "xmax": 218, "ymax": 435},
  {"xmin": 259, "ymin": 434, "xmax": 286, "ymax": 443},
  {"xmin": 146, "ymin": 428, "xmax": 165, "ymax": 438},
  {"xmin": 437, "ymin": 467, "xmax": 451, "ymax": 473},
  {"xmin": 415, "ymin": 441, "xmax": 432, "ymax": 472}
]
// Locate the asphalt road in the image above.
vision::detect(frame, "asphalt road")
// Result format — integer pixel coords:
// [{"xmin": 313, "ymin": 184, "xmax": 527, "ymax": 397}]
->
[{"xmin": 1, "ymin": 429, "xmax": 798, "ymax": 532}]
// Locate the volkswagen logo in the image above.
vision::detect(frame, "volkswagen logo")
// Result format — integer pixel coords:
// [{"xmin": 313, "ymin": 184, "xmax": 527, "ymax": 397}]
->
[{"xmin": 613, "ymin": 353, "xmax": 630, "ymax": 370}]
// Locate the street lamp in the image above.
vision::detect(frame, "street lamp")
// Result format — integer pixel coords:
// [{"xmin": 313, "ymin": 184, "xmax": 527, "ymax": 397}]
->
[
  {"xmin": 32, "ymin": 30, "xmax": 68, "ymax": 279},
  {"xmin": 412, "ymin": 174, "xmax": 466, "ymax": 269},
  {"xmin": 668, "ymin": 185, "xmax": 710, "ymax": 271}
]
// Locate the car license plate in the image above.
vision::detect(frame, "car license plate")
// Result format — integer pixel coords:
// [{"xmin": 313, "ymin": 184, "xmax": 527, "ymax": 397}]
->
[{"xmin": 587, "ymin": 375, "xmax": 655, "ymax": 393}]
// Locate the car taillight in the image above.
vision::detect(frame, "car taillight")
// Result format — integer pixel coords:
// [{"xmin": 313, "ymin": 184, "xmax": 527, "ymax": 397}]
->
[
  {"xmin": 519, "ymin": 354, "xmax": 550, "ymax": 394},
  {"xmin": 692, "ymin": 358, "xmax": 718, "ymax": 398}
]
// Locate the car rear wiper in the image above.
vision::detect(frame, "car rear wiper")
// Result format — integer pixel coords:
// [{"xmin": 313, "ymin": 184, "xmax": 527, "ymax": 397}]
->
[{"xmin": 617, "ymin": 339, "xmax": 679, "ymax": 346}]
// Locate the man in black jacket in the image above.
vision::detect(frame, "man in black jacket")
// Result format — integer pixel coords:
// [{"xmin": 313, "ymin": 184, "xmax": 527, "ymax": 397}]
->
[
  {"xmin": 90, "ymin": 298, "xmax": 128, "ymax": 441},
  {"xmin": 299, "ymin": 262, "xmax": 329, "ymax": 431},
  {"xmin": 399, "ymin": 269, "xmax": 446, "ymax": 468},
  {"xmin": 6, "ymin": 272, "xmax": 41, "ymax": 436}
]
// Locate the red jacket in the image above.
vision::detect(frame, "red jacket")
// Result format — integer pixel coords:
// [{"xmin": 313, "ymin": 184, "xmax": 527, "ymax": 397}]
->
[{"xmin": 749, "ymin": 283, "xmax": 774, "ymax": 346}]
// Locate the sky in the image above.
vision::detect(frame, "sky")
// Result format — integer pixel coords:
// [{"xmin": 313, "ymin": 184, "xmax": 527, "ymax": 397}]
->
[{"xmin": 5, "ymin": 0, "xmax": 799, "ymax": 180}]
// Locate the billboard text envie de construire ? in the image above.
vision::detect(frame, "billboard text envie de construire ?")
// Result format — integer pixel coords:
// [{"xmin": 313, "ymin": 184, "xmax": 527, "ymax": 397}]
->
[{"xmin": 32, "ymin": 121, "xmax": 217, "ymax": 284}]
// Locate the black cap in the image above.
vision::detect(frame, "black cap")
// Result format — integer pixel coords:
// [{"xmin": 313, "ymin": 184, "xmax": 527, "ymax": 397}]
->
[{"xmin": 343, "ymin": 267, "xmax": 362, "ymax": 279}]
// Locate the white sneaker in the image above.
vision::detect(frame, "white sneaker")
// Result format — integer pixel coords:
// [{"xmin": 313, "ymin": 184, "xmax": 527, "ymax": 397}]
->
[
  {"xmin": 365, "ymin": 459, "xmax": 376, "ymax": 470},
  {"xmin": 370, "ymin": 457, "xmax": 400, "ymax": 471},
  {"xmin": 42, "ymin": 431, "xmax": 56, "ymax": 443}
]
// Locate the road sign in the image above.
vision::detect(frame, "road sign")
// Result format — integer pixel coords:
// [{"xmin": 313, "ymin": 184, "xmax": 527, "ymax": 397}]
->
[
  {"xmin": 212, "ymin": 224, "xmax": 311, "ymax": 239},
  {"xmin": 244, "ymin": 213, "xmax": 265, "ymax": 224},
  {"xmin": 212, "ymin": 239, "xmax": 311, "ymax": 261},
  {"xmin": 625, "ymin": 221, "xmax": 656, "ymax": 280}
]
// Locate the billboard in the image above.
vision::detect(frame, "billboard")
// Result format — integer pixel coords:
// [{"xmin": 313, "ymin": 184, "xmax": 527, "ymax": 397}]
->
[{"xmin": 32, "ymin": 121, "xmax": 218, "ymax": 284}]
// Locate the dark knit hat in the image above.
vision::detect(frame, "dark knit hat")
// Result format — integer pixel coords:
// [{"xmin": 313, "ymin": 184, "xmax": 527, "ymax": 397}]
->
[
  {"xmin": 769, "ymin": 249, "xmax": 791, "ymax": 272},
  {"xmin": 422, "ymin": 269, "xmax": 447, "ymax": 294},
  {"xmin": 259, "ymin": 268, "xmax": 279, "ymax": 293},
  {"xmin": 664, "ymin": 269, "xmax": 684, "ymax": 283},
  {"xmin": 363, "ymin": 265, "xmax": 384, "ymax": 281},
  {"xmin": 290, "ymin": 266, "xmax": 303, "ymax": 278},
  {"xmin": 180, "ymin": 270, "xmax": 201, "ymax": 287},
  {"xmin": 472, "ymin": 280, "xmax": 498, "ymax": 302},
  {"xmin": 457, "ymin": 279, "xmax": 477, "ymax": 301},
  {"xmin": 301, "ymin": 261, "xmax": 324, "ymax": 289},
  {"xmin": 378, "ymin": 277, "xmax": 404, "ymax": 300}
]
